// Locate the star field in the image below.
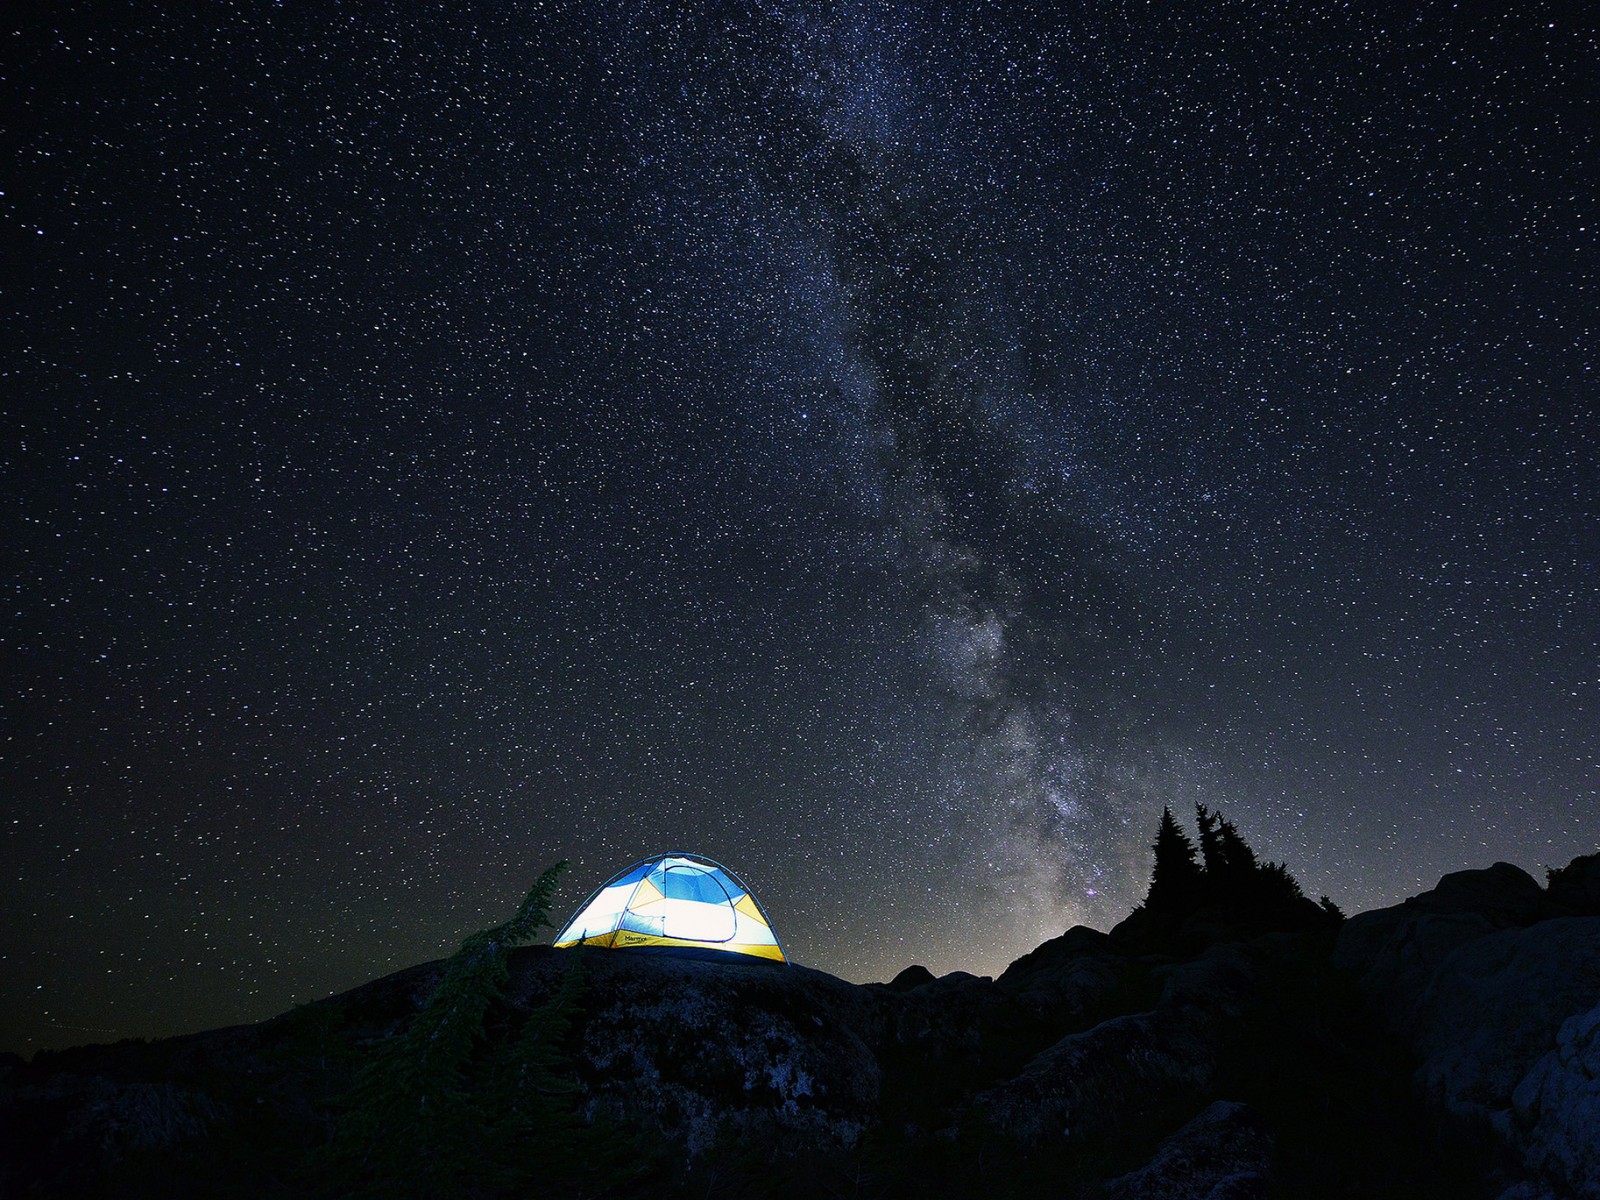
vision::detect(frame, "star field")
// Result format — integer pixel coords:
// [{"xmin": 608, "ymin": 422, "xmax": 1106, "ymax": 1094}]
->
[{"xmin": 3, "ymin": 1, "xmax": 1596, "ymax": 1053}]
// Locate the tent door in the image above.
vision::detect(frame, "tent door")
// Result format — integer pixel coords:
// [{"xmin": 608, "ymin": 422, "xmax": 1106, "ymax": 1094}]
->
[{"xmin": 660, "ymin": 865, "xmax": 737, "ymax": 942}]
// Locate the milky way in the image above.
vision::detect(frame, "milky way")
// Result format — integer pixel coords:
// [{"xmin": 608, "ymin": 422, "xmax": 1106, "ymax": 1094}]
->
[{"xmin": 5, "ymin": 2, "xmax": 1596, "ymax": 1053}]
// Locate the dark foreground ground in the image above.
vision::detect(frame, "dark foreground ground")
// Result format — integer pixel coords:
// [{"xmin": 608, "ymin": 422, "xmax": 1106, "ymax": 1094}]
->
[{"xmin": 3, "ymin": 851, "xmax": 1598, "ymax": 1199}]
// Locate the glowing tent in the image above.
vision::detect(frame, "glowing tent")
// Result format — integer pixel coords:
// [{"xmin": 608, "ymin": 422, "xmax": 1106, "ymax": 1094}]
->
[{"xmin": 552, "ymin": 852, "xmax": 787, "ymax": 964}]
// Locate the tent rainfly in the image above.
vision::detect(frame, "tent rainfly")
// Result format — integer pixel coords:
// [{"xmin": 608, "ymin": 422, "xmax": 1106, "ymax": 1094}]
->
[{"xmin": 552, "ymin": 852, "xmax": 787, "ymax": 964}]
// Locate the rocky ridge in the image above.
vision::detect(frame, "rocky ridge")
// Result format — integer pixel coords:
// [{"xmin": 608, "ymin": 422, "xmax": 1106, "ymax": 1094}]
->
[{"xmin": 2, "ymin": 851, "xmax": 1597, "ymax": 1199}]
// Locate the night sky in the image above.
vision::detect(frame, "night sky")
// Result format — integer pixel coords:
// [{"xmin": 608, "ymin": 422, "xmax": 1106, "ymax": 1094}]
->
[{"xmin": 4, "ymin": 1, "xmax": 1596, "ymax": 1055}]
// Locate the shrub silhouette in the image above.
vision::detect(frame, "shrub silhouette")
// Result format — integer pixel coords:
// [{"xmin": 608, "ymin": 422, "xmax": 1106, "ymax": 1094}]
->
[{"xmin": 319, "ymin": 861, "xmax": 642, "ymax": 1199}]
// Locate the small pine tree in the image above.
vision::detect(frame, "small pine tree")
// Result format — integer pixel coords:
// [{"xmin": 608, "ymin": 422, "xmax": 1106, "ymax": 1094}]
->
[
  {"xmin": 1145, "ymin": 806, "xmax": 1204, "ymax": 913},
  {"xmin": 324, "ymin": 861, "xmax": 569, "ymax": 1199}
]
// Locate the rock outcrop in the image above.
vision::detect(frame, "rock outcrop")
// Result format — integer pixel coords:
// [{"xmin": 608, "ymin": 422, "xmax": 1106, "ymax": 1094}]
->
[{"xmin": 976, "ymin": 946, "xmax": 1253, "ymax": 1146}]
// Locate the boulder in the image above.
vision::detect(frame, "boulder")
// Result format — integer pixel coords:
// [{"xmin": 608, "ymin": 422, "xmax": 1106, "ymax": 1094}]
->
[
  {"xmin": 508, "ymin": 950, "xmax": 884, "ymax": 1157},
  {"xmin": 1495, "ymin": 1187, "xmax": 1559, "ymax": 1200},
  {"xmin": 60, "ymin": 1078, "xmax": 224, "ymax": 1155},
  {"xmin": 1415, "ymin": 862, "xmax": 1549, "ymax": 924},
  {"xmin": 1102, "ymin": 1100, "xmax": 1272, "ymax": 1200},
  {"xmin": 877, "ymin": 968, "xmax": 1007, "ymax": 1067},
  {"xmin": 998, "ymin": 925, "xmax": 1115, "ymax": 982},
  {"xmin": 973, "ymin": 1010, "xmax": 1213, "ymax": 1145},
  {"xmin": 1334, "ymin": 862, "xmax": 1551, "ymax": 1028},
  {"xmin": 1153, "ymin": 945, "xmax": 1256, "ymax": 1030},
  {"xmin": 1335, "ymin": 910, "xmax": 1499, "ymax": 1032},
  {"xmin": 974, "ymin": 948, "xmax": 1254, "ymax": 1146},
  {"xmin": 1403, "ymin": 917, "xmax": 1600, "ymax": 1135},
  {"xmin": 995, "ymin": 925, "xmax": 1133, "ymax": 1022},
  {"xmin": 1336, "ymin": 863, "xmax": 1546, "ymax": 974},
  {"xmin": 885, "ymin": 964, "xmax": 937, "ymax": 991},
  {"xmin": 1510, "ymin": 1000, "xmax": 1600, "ymax": 1198}
]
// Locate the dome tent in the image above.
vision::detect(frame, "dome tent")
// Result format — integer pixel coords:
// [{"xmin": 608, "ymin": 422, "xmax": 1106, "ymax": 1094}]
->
[{"xmin": 552, "ymin": 852, "xmax": 787, "ymax": 964}]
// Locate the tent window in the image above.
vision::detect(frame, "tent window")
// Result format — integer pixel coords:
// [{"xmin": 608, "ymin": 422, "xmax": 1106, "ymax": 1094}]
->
[{"xmin": 660, "ymin": 866, "xmax": 731, "ymax": 905}]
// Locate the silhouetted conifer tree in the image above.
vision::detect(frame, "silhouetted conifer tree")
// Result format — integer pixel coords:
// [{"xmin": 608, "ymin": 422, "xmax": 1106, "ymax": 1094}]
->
[
  {"xmin": 1138, "ymin": 807, "xmax": 1339, "ymax": 936},
  {"xmin": 1145, "ymin": 806, "xmax": 1204, "ymax": 913},
  {"xmin": 1209, "ymin": 812, "xmax": 1260, "ymax": 896},
  {"xmin": 1256, "ymin": 859, "xmax": 1306, "ymax": 905},
  {"xmin": 1214, "ymin": 816, "xmax": 1259, "ymax": 882},
  {"xmin": 1195, "ymin": 804, "xmax": 1223, "ymax": 874}
]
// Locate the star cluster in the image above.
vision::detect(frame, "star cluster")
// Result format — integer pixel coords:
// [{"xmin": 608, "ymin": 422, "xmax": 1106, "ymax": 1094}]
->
[{"xmin": 4, "ymin": 1, "xmax": 1596, "ymax": 1053}]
